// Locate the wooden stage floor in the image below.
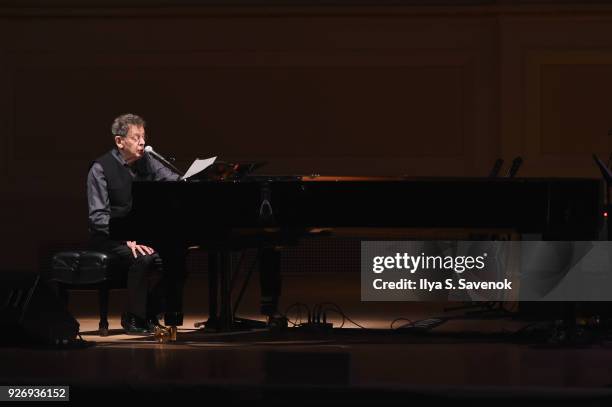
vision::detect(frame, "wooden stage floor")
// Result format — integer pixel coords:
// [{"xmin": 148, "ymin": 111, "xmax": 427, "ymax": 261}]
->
[
  {"xmin": 3, "ymin": 314, "xmax": 612, "ymax": 405},
  {"xmin": 3, "ymin": 273, "xmax": 612, "ymax": 405}
]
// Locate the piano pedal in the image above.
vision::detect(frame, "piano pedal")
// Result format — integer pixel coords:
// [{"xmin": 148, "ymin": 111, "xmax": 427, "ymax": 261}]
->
[
  {"xmin": 169, "ymin": 326, "xmax": 177, "ymax": 342},
  {"xmin": 153, "ymin": 325, "xmax": 170, "ymax": 343},
  {"xmin": 152, "ymin": 325, "xmax": 178, "ymax": 343}
]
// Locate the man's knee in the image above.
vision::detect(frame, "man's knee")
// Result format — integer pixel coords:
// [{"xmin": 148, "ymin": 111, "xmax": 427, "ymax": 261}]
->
[{"xmin": 133, "ymin": 252, "xmax": 162, "ymax": 272}]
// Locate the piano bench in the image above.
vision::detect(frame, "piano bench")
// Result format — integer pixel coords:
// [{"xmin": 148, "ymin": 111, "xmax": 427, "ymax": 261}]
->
[{"xmin": 47, "ymin": 251, "xmax": 126, "ymax": 337}]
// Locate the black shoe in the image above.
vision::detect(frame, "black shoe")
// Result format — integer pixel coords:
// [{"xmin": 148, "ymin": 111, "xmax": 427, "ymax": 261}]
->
[{"xmin": 121, "ymin": 312, "xmax": 150, "ymax": 334}]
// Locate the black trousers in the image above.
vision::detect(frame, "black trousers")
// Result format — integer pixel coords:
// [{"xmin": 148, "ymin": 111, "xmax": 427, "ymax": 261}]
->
[
  {"xmin": 153, "ymin": 243, "xmax": 188, "ymax": 321},
  {"xmin": 102, "ymin": 242, "xmax": 160, "ymax": 320},
  {"xmin": 91, "ymin": 239, "xmax": 187, "ymax": 322}
]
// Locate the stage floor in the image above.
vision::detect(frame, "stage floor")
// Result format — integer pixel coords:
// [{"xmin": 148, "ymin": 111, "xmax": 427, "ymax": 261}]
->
[
  {"xmin": 3, "ymin": 312, "xmax": 612, "ymax": 405},
  {"xmin": 2, "ymin": 273, "xmax": 612, "ymax": 404}
]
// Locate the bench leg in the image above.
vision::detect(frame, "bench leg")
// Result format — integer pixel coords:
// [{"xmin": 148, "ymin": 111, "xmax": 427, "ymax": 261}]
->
[
  {"xmin": 51, "ymin": 282, "xmax": 69, "ymax": 306},
  {"xmin": 98, "ymin": 285, "xmax": 109, "ymax": 337}
]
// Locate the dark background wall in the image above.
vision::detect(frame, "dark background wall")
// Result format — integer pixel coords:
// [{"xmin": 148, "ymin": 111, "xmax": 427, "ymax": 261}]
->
[{"xmin": 1, "ymin": 0, "xmax": 612, "ymax": 269}]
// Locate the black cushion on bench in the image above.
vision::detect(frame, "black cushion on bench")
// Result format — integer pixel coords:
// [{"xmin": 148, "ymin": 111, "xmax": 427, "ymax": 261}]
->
[{"xmin": 49, "ymin": 251, "xmax": 125, "ymax": 286}]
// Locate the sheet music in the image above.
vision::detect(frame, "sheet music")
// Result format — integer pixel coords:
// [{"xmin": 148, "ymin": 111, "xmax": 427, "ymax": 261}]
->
[{"xmin": 181, "ymin": 156, "xmax": 217, "ymax": 180}]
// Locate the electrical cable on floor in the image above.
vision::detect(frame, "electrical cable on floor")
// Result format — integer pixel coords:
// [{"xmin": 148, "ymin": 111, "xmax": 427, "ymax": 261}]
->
[
  {"xmin": 283, "ymin": 302, "xmax": 311, "ymax": 327},
  {"xmin": 315, "ymin": 302, "xmax": 369, "ymax": 329}
]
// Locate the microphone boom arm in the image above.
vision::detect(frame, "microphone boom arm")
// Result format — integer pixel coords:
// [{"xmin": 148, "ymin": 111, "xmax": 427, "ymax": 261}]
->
[{"xmin": 145, "ymin": 146, "xmax": 185, "ymax": 177}]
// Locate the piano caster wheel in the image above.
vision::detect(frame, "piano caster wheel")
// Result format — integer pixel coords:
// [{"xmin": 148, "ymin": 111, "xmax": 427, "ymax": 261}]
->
[
  {"xmin": 169, "ymin": 326, "xmax": 177, "ymax": 342},
  {"xmin": 99, "ymin": 321, "xmax": 109, "ymax": 337}
]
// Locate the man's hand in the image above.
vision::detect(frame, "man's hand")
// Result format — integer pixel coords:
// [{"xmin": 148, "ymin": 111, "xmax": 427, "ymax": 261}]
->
[{"xmin": 126, "ymin": 241, "xmax": 155, "ymax": 258}]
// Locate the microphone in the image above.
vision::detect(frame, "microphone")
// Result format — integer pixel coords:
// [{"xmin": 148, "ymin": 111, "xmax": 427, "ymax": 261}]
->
[{"xmin": 144, "ymin": 145, "xmax": 183, "ymax": 176}]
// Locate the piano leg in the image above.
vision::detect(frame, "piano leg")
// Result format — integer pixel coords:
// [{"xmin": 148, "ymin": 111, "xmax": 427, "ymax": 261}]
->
[
  {"xmin": 202, "ymin": 249, "xmax": 269, "ymax": 332},
  {"xmin": 219, "ymin": 251, "xmax": 234, "ymax": 331},
  {"xmin": 203, "ymin": 250, "xmax": 236, "ymax": 331},
  {"xmin": 260, "ymin": 247, "xmax": 282, "ymax": 317},
  {"xmin": 207, "ymin": 251, "xmax": 219, "ymax": 328}
]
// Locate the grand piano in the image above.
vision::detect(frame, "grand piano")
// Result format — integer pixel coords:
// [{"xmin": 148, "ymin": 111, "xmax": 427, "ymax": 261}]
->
[{"xmin": 110, "ymin": 175, "xmax": 604, "ymax": 330}]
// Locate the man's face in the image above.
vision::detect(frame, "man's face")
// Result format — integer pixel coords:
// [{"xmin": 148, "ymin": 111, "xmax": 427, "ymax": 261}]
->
[{"xmin": 115, "ymin": 125, "xmax": 145, "ymax": 164}]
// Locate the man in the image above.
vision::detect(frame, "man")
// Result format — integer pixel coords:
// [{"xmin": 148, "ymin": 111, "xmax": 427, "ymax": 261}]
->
[
  {"xmin": 88, "ymin": 113, "xmax": 284, "ymax": 333},
  {"xmin": 87, "ymin": 113, "xmax": 185, "ymax": 334}
]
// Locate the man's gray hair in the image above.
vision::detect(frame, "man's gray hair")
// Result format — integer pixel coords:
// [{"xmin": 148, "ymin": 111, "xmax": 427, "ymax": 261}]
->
[{"xmin": 111, "ymin": 113, "xmax": 146, "ymax": 137}]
